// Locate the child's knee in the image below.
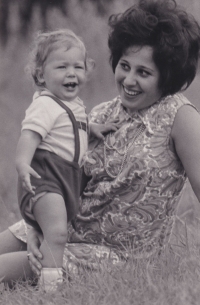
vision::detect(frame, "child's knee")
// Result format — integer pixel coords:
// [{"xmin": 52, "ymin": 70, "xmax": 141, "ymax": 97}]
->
[{"xmin": 45, "ymin": 225, "xmax": 68, "ymax": 246}]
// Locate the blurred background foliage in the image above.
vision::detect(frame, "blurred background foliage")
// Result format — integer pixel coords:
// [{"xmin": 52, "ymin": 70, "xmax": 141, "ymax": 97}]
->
[{"xmin": 0, "ymin": 0, "xmax": 200, "ymax": 231}]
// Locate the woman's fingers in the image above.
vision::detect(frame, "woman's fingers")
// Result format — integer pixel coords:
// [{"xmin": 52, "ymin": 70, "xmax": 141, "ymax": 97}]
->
[
  {"xmin": 28, "ymin": 249, "xmax": 43, "ymax": 275},
  {"xmin": 31, "ymin": 243, "xmax": 43, "ymax": 260},
  {"xmin": 28, "ymin": 252, "xmax": 42, "ymax": 275},
  {"xmin": 27, "ymin": 227, "xmax": 43, "ymax": 274}
]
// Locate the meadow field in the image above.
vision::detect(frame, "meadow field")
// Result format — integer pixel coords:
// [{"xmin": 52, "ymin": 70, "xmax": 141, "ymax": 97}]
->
[
  {"xmin": 0, "ymin": 223, "xmax": 200, "ymax": 305},
  {"xmin": 0, "ymin": 0, "xmax": 200, "ymax": 303}
]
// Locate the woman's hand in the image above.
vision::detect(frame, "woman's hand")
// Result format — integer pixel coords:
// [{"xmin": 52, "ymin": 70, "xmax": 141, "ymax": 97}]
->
[{"xmin": 27, "ymin": 227, "xmax": 43, "ymax": 276}]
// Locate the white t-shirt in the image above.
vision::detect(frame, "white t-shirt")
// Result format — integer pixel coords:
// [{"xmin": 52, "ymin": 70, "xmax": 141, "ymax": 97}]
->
[{"xmin": 22, "ymin": 91, "xmax": 88, "ymax": 165}]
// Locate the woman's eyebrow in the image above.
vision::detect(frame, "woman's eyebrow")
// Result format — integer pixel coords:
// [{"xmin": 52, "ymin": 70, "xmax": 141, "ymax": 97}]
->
[
  {"xmin": 138, "ymin": 65, "xmax": 154, "ymax": 72},
  {"xmin": 120, "ymin": 58, "xmax": 128, "ymax": 62}
]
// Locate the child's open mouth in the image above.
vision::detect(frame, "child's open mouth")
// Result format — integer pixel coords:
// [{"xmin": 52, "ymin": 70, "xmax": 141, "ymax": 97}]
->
[{"xmin": 64, "ymin": 82, "xmax": 77, "ymax": 88}]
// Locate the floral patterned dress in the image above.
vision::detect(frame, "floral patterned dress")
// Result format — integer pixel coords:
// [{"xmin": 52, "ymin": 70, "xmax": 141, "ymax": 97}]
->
[{"xmin": 9, "ymin": 93, "xmax": 195, "ymax": 272}]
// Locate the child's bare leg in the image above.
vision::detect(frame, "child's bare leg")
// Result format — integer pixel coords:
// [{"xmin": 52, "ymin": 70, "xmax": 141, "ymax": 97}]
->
[
  {"xmin": 33, "ymin": 192, "xmax": 67, "ymax": 291},
  {"xmin": 33, "ymin": 192, "xmax": 68, "ymax": 268}
]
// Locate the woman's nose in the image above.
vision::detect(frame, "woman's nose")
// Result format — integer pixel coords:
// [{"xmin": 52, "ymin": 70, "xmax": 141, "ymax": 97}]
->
[{"xmin": 124, "ymin": 72, "xmax": 137, "ymax": 86}]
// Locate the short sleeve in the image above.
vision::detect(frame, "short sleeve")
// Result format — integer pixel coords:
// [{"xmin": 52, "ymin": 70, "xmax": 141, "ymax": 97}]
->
[{"xmin": 22, "ymin": 96, "xmax": 62, "ymax": 139}]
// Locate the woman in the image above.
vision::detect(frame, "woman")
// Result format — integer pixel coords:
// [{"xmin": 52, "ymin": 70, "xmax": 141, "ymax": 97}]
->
[{"xmin": 0, "ymin": 0, "xmax": 200, "ymax": 284}]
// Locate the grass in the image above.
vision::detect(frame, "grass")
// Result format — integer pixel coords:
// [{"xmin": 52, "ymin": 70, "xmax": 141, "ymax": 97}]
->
[{"xmin": 1, "ymin": 218, "xmax": 200, "ymax": 305}]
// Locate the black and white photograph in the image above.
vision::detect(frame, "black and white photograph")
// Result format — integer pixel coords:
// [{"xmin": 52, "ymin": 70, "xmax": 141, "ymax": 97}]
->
[{"xmin": 0, "ymin": 0, "xmax": 200, "ymax": 304}]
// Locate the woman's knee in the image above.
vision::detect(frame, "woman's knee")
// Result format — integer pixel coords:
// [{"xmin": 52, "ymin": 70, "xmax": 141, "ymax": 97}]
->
[
  {"xmin": 0, "ymin": 229, "xmax": 27, "ymax": 255},
  {"xmin": 0, "ymin": 252, "xmax": 34, "ymax": 284}
]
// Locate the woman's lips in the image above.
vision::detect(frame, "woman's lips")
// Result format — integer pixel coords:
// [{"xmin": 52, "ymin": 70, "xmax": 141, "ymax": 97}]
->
[{"xmin": 123, "ymin": 85, "xmax": 141, "ymax": 96}]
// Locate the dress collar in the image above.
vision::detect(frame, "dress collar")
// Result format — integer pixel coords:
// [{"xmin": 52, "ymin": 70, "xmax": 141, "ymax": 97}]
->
[{"xmin": 117, "ymin": 96, "xmax": 154, "ymax": 135}]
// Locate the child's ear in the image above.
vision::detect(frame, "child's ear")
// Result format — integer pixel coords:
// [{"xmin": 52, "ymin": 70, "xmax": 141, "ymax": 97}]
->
[
  {"xmin": 36, "ymin": 68, "xmax": 45, "ymax": 84},
  {"xmin": 85, "ymin": 58, "xmax": 95, "ymax": 82}
]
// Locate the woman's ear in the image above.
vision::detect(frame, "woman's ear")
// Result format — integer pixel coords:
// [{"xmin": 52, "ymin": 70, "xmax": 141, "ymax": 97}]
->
[{"xmin": 36, "ymin": 68, "xmax": 45, "ymax": 85}]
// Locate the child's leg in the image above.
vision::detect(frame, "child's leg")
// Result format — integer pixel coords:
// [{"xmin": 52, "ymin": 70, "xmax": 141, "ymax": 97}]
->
[
  {"xmin": 33, "ymin": 192, "xmax": 68, "ymax": 268},
  {"xmin": 33, "ymin": 192, "xmax": 68, "ymax": 291}
]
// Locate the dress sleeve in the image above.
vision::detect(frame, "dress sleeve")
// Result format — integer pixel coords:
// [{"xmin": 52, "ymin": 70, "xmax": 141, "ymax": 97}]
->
[{"xmin": 22, "ymin": 96, "xmax": 61, "ymax": 139}]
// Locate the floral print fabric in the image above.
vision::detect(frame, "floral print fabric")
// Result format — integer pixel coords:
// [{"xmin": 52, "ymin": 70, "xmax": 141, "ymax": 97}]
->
[{"xmin": 9, "ymin": 93, "xmax": 194, "ymax": 270}]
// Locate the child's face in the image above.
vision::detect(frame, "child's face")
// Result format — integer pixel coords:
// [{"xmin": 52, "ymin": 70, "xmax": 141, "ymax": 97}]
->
[
  {"xmin": 38, "ymin": 46, "xmax": 87, "ymax": 101},
  {"xmin": 115, "ymin": 45, "xmax": 162, "ymax": 114}
]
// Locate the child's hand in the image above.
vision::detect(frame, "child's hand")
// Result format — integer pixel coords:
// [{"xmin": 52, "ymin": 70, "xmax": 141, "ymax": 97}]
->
[
  {"xmin": 90, "ymin": 122, "xmax": 119, "ymax": 140},
  {"xmin": 17, "ymin": 163, "xmax": 41, "ymax": 194}
]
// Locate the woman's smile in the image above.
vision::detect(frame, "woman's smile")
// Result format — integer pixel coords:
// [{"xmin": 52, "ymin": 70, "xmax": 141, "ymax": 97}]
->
[{"xmin": 122, "ymin": 85, "xmax": 142, "ymax": 97}]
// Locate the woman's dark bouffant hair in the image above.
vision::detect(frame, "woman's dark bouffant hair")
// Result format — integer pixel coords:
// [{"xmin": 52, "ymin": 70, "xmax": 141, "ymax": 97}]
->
[{"xmin": 108, "ymin": 0, "xmax": 200, "ymax": 97}]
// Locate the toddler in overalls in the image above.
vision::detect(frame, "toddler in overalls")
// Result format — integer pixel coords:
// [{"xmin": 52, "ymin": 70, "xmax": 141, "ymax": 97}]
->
[{"xmin": 16, "ymin": 29, "xmax": 94, "ymax": 291}]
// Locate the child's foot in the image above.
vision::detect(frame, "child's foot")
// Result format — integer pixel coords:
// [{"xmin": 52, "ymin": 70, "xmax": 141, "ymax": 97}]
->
[{"xmin": 39, "ymin": 268, "xmax": 63, "ymax": 292}]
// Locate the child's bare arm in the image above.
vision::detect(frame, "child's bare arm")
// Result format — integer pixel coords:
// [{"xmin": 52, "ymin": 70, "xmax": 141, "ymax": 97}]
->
[
  {"xmin": 89, "ymin": 122, "xmax": 119, "ymax": 140},
  {"xmin": 16, "ymin": 130, "xmax": 41, "ymax": 194}
]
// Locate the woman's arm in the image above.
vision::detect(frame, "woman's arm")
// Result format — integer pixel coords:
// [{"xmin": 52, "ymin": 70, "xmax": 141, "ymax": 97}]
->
[
  {"xmin": 171, "ymin": 104, "xmax": 200, "ymax": 201},
  {"xmin": 16, "ymin": 130, "xmax": 41, "ymax": 194}
]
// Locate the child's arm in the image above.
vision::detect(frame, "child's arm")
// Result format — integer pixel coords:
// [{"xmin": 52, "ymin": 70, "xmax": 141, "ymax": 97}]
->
[
  {"xmin": 16, "ymin": 130, "xmax": 41, "ymax": 194},
  {"xmin": 89, "ymin": 122, "xmax": 119, "ymax": 140}
]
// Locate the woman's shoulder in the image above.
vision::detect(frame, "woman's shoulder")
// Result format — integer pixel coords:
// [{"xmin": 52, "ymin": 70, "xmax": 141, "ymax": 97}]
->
[
  {"xmin": 157, "ymin": 93, "xmax": 197, "ymax": 123},
  {"xmin": 145, "ymin": 93, "xmax": 197, "ymax": 131},
  {"xmin": 160, "ymin": 93, "xmax": 195, "ymax": 111},
  {"xmin": 89, "ymin": 96, "xmax": 121, "ymax": 123}
]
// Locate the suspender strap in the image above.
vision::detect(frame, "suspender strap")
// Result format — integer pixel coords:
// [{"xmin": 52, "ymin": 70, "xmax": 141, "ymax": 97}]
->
[
  {"xmin": 42, "ymin": 94, "xmax": 80, "ymax": 163},
  {"xmin": 77, "ymin": 121, "xmax": 87, "ymax": 132}
]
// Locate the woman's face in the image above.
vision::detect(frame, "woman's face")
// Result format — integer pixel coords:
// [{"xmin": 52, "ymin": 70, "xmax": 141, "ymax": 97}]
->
[{"xmin": 115, "ymin": 45, "xmax": 162, "ymax": 114}]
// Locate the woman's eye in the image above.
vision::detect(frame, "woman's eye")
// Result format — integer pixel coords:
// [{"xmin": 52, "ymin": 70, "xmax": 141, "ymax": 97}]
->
[
  {"xmin": 120, "ymin": 63, "xmax": 130, "ymax": 70},
  {"xmin": 138, "ymin": 69, "xmax": 150, "ymax": 77}
]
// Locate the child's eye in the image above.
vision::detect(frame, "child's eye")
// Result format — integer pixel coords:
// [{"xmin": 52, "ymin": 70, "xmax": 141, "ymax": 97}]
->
[
  {"xmin": 57, "ymin": 66, "xmax": 66, "ymax": 69},
  {"xmin": 76, "ymin": 65, "xmax": 84, "ymax": 70}
]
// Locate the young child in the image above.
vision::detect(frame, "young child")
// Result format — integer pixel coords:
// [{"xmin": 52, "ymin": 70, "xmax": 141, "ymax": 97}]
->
[{"xmin": 16, "ymin": 29, "xmax": 94, "ymax": 291}]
